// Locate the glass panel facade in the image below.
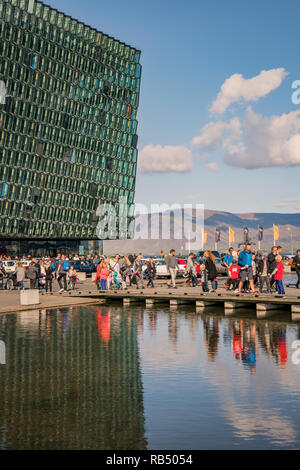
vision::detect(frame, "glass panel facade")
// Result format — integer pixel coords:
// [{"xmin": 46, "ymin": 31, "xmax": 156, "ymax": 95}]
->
[{"xmin": 0, "ymin": 0, "xmax": 141, "ymax": 240}]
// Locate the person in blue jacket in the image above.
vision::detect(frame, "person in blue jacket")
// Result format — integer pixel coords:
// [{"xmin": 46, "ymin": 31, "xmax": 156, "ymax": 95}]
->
[
  {"xmin": 237, "ymin": 244, "xmax": 256, "ymax": 295},
  {"xmin": 223, "ymin": 248, "xmax": 234, "ymax": 271}
]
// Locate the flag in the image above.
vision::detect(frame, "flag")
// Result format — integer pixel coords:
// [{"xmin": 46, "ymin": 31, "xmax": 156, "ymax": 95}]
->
[
  {"xmin": 203, "ymin": 230, "xmax": 207, "ymax": 244},
  {"xmin": 215, "ymin": 228, "xmax": 221, "ymax": 243},
  {"xmin": 273, "ymin": 224, "xmax": 279, "ymax": 241},
  {"xmin": 243, "ymin": 227, "xmax": 249, "ymax": 243},
  {"xmin": 229, "ymin": 227, "xmax": 235, "ymax": 243},
  {"xmin": 258, "ymin": 226, "xmax": 264, "ymax": 241}
]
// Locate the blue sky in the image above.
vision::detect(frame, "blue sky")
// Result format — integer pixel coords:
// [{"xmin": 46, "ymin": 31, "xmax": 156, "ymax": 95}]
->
[{"xmin": 49, "ymin": 0, "xmax": 300, "ymax": 214}]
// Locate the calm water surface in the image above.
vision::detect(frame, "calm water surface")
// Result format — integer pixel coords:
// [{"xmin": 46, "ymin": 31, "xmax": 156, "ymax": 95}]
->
[{"xmin": 0, "ymin": 304, "xmax": 300, "ymax": 449}]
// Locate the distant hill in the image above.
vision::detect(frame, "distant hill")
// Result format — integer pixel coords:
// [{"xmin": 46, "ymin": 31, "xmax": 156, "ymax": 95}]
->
[{"xmin": 103, "ymin": 209, "xmax": 300, "ymax": 255}]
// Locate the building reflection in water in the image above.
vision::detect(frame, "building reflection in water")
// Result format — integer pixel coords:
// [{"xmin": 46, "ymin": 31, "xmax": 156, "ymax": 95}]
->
[
  {"xmin": 0, "ymin": 305, "xmax": 299, "ymax": 450},
  {"xmin": 0, "ymin": 306, "xmax": 147, "ymax": 450}
]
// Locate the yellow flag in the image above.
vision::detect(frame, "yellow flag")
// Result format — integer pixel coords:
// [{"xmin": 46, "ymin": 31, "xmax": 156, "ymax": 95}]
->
[
  {"xmin": 273, "ymin": 224, "xmax": 279, "ymax": 241},
  {"xmin": 203, "ymin": 229, "xmax": 207, "ymax": 244},
  {"xmin": 229, "ymin": 227, "xmax": 235, "ymax": 243}
]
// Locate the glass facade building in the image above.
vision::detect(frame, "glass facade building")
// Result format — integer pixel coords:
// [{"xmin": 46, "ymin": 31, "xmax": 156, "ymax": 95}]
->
[{"xmin": 0, "ymin": 0, "xmax": 141, "ymax": 255}]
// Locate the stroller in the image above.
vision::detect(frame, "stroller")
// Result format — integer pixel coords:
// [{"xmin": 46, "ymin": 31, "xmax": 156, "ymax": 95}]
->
[
  {"xmin": 38, "ymin": 273, "xmax": 46, "ymax": 289},
  {"xmin": 5, "ymin": 272, "xmax": 17, "ymax": 290},
  {"xmin": 111, "ymin": 271, "xmax": 126, "ymax": 290},
  {"xmin": 68, "ymin": 274, "xmax": 78, "ymax": 290},
  {"xmin": 183, "ymin": 267, "xmax": 200, "ymax": 287}
]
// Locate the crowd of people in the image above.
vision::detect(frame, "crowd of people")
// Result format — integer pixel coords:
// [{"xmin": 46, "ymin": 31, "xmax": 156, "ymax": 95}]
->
[
  {"xmin": 0, "ymin": 245, "xmax": 299, "ymax": 296},
  {"xmin": 222, "ymin": 244, "xmax": 300, "ymax": 296},
  {"xmin": 0, "ymin": 254, "xmax": 94, "ymax": 292},
  {"xmin": 182, "ymin": 244, "xmax": 300, "ymax": 296}
]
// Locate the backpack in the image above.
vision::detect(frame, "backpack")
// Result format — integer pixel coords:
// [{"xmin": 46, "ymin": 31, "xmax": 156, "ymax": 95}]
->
[{"xmin": 63, "ymin": 260, "xmax": 69, "ymax": 271}]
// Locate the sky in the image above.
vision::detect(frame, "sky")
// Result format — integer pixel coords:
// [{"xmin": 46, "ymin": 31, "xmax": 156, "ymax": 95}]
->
[{"xmin": 48, "ymin": 0, "xmax": 300, "ymax": 214}]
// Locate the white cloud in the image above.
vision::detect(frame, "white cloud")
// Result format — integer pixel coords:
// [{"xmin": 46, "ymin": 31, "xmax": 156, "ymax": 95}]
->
[
  {"xmin": 193, "ymin": 106, "xmax": 300, "ymax": 169},
  {"xmin": 224, "ymin": 108, "xmax": 300, "ymax": 168},
  {"xmin": 206, "ymin": 162, "xmax": 219, "ymax": 172},
  {"xmin": 210, "ymin": 68, "xmax": 288, "ymax": 115},
  {"xmin": 192, "ymin": 117, "xmax": 241, "ymax": 152},
  {"xmin": 138, "ymin": 144, "xmax": 194, "ymax": 173},
  {"xmin": 192, "ymin": 121, "xmax": 227, "ymax": 151}
]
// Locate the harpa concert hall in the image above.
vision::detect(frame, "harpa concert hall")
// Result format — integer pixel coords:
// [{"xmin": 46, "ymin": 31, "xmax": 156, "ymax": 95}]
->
[{"xmin": 0, "ymin": 0, "xmax": 141, "ymax": 257}]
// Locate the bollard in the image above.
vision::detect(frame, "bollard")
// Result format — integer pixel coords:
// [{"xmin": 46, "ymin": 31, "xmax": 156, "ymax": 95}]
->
[{"xmin": 20, "ymin": 289, "xmax": 40, "ymax": 306}]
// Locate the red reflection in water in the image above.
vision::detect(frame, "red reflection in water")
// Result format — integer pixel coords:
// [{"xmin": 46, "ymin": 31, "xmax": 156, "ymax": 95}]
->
[{"xmin": 96, "ymin": 308, "xmax": 111, "ymax": 345}]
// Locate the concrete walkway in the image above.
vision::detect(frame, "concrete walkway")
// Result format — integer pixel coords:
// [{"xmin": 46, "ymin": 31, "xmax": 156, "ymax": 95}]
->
[{"xmin": 0, "ymin": 275, "xmax": 299, "ymax": 314}]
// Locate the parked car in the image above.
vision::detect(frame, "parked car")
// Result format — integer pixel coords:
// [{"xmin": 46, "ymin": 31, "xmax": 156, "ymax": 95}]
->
[
  {"xmin": 2, "ymin": 260, "xmax": 16, "ymax": 274},
  {"xmin": 215, "ymin": 257, "xmax": 228, "ymax": 276},
  {"xmin": 19, "ymin": 260, "xmax": 31, "ymax": 271},
  {"xmin": 281, "ymin": 255, "xmax": 295, "ymax": 271},
  {"xmin": 176, "ymin": 258, "xmax": 187, "ymax": 277},
  {"xmin": 69, "ymin": 260, "xmax": 94, "ymax": 275},
  {"xmin": 196, "ymin": 250, "xmax": 220, "ymax": 262},
  {"xmin": 154, "ymin": 259, "xmax": 170, "ymax": 278}
]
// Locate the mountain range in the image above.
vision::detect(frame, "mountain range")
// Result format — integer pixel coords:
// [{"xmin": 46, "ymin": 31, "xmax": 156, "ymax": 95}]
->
[{"xmin": 103, "ymin": 209, "xmax": 300, "ymax": 255}]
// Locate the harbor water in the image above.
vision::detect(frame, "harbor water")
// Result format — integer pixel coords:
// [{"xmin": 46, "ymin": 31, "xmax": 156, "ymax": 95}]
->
[{"xmin": 0, "ymin": 304, "xmax": 300, "ymax": 449}]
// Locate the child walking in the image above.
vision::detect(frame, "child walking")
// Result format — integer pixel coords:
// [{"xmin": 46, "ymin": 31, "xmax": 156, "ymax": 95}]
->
[
  {"xmin": 191, "ymin": 263, "xmax": 198, "ymax": 287},
  {"xmin": 272, "ymin": 255, "xmax": 285, "ymax": 296},
  {"xmin": 100, "ymin": 262, "xmax": 110, "ymax": 291},
  {"xmin": 200, "ymin": 264, "xmax": 209, "ymax": 292},
  {"xmin": 228, "ymin": 260, "xmax": 241, "ymax": 292}
]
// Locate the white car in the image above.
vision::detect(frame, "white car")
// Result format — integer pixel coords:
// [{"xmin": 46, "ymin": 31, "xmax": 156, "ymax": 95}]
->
[
  {"xmin": 2, "ymin": 260, "xmax": 16, "ymax": 274},
  {"xmin": 154, "ymin": 259, "xmax": 172, "ymax": 278},
  {"xmin": 19, "ymin": 260, "xmax": 31, "ymax": 271}
]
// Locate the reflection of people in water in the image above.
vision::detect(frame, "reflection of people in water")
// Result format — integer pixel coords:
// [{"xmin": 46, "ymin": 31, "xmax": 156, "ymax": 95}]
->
[
  {"xmin": 268, "ymin": 325, "xmax": 288, "ymax": 368},
  {"xmin": 232, "ymin": 332, "xmax": 243, "ymax": 359},
  {"xmin": 188, "ymin": 316, "xmax": 198, "ymax": 341},
  {"xmin": 148, "ymin": 312, "xmax": 157, "ymax": 334},
  {"xmin": 232, "ymin": 320, "xmax": 243, "ymax": 360},
  {"xmin": 277, "ymin": 328, "xmax": 287, "ymax": 368},
  {"xmin": 203, "ymin": 317, "xmax": 219, "ymax": 362},
  {"xmin": 168, "ymin": 313, "xmax": 178, "ymax": 348},
  {"xmin": 241, "ymin": 344, "xmax": 256, "ymax": 374},
  {"xmin": 96, "ymin": 308, "xmax": 111, "ymax": 345},
  {"xmin": 231, "ymin": 320, "xmax": 257, "ymax": 374}
]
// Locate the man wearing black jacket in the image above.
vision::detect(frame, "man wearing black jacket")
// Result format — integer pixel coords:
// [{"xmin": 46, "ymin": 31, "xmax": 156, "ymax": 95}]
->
[
  {"xmin": 293, "ymin": 250, "xmax": 300, "ymax": 289},
  {"xmin": 267, "ymin": 246, "xmax": 278, "ymax": 290}
]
